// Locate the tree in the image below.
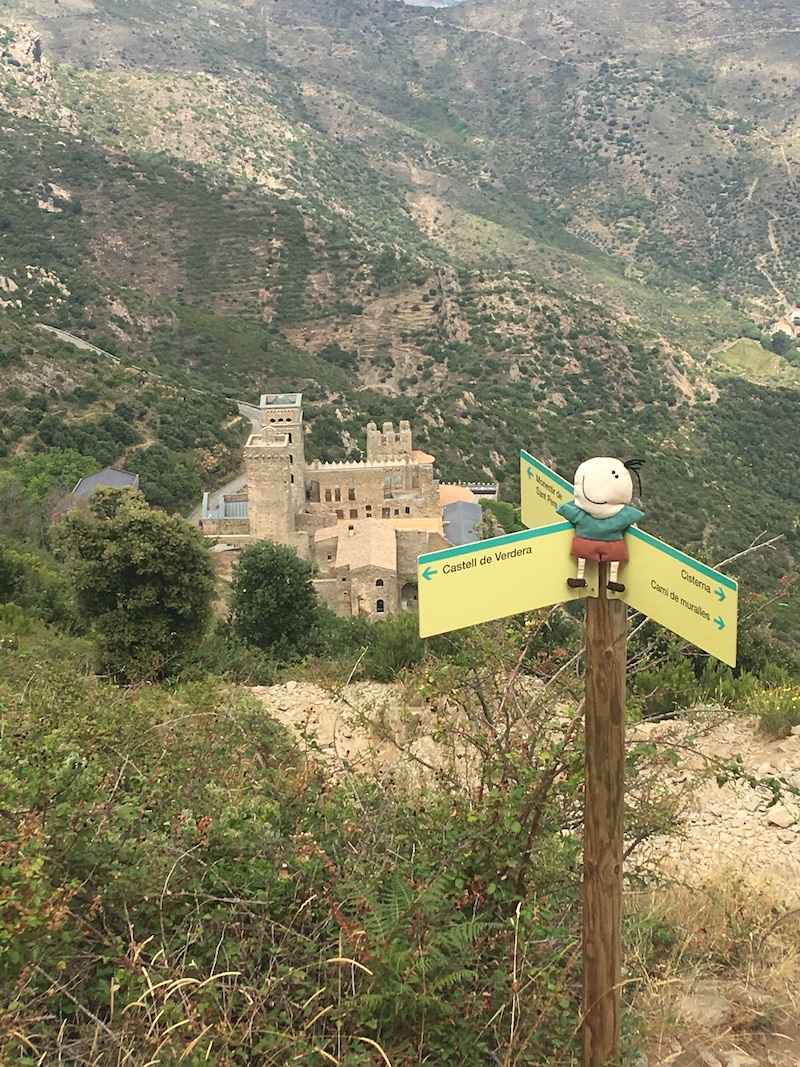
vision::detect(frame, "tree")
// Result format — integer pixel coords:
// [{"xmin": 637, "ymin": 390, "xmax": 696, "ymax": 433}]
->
[
  {"xmin": 58, "ymin": 488, "xmax": 215, "ymax": 681},
  {"xmin": 12, "ymin": 448, "xmax": 97, "ymax": 504},
  {"xmin": 771, "ymin": 330, "xmax": 794, "ymax": 357},
  {"xmin": 229, "ymin": 539, "xmax": 322, "ymax": 657}
]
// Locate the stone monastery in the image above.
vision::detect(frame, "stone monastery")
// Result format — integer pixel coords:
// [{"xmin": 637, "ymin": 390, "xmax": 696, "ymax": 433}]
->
[{"xmin": 201, "ymin": 392, "xmax": 492, "ymax": 619}]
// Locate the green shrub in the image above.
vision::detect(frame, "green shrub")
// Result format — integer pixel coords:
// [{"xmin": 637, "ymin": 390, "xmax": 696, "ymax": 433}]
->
[
  {"xmin": 751, "ymin": 684, "xmax": 800, "ymax": 738},
  {"xmin": 630, "ymin": 657, "xmax": 698, "ymax": 719},
  {"xmin": 360, "ymin": 611, "xmax": 428, "ymax": 681},
  {"xmin": 57, "ymin": 488, "xmax": 215, "ymax": 681}
]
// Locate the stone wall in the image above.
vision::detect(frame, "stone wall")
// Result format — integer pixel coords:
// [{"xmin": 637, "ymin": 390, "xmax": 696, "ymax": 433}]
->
[
  {"xmin": 366, "ymin": 420, "xmax": 413, "ymax": 463},
  {"xmin": 244, "ymin": 434, "xmax": 294, "ymax": 542},
  {"xmin": 200, "ymin": 516, "xmax": 250, "ymax": 537},
  {"xmin": 396, "ymin": 529, "xmax": 449, "ymax": 577},
  {"xmin": 303, "ymin": 459, "xmax": 439, "ymax": 523},
  {"xmin": 350, "ymin": 565, "xmax": 398, "ymax": 618}
]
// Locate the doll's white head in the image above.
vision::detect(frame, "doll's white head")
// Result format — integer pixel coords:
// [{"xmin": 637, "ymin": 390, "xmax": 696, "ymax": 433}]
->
[{"xmin": 573, "ymin": 457, "xmax": 633, "ymax": 519}]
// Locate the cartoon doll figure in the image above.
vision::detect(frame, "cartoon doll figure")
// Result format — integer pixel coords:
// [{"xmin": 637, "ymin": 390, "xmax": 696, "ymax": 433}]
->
[{"xmin": 556, "ymin": 457, "xmax": 644, "ymax": 593}]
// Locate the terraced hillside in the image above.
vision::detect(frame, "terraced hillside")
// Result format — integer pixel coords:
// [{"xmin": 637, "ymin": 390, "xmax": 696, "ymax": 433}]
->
[{"xmin": 1, "ymin": 0, "xmax": 800, "ymax": 654}]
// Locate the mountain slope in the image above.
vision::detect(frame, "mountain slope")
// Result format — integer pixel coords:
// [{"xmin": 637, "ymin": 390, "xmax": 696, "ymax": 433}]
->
[{"xmin": 1, "ymin": 0, "xmax": 800, "ymax": 655}]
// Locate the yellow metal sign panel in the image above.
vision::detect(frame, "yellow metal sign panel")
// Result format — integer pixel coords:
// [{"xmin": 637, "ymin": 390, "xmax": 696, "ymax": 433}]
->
[
  {"xmin": 520, "ymin": 450, "xmax": 574, "ymax": 530},
  {"xmin": 609, "ymin": 527, "xmax": 738, "ymax": 666},
  {"xmin": 418, "ymin": 523, "xmax": 598, "ymax": 638}
]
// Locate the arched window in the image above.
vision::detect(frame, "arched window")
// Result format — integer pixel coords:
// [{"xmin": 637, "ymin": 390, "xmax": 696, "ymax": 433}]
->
[
  {"xmin": 376, "ymin": 578, "xmax": 384, "ymax": 587},
  {"xmin": 376, "ymin": 599, "xmax": 385, "ymax": 614}
]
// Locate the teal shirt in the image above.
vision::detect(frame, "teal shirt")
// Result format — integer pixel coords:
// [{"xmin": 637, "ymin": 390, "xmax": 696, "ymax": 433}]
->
[{"xmin": 556, "ymin": 501, "xmax": 644, "ymax": 541}]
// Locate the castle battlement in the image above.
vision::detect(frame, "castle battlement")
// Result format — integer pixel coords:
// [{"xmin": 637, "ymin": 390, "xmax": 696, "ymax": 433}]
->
[{"xmin": 305, "ymin": 457, "xmax": 417, "ymax": 473}]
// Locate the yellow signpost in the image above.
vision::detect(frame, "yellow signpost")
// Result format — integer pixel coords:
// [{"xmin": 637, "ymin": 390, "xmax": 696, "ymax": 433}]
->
[
  {"xmin": 419, "ymin": 448, "xmax": 743, "ymax": 1067},
  {"xmin": 520, "ymin": 449, "xmax": 573, "ymax": 530},
  {"xmin": 518, "ymin": 452, "xmax": 739, "ymax": 665},
  {"xmin": 418, "ymin": 523, "xmax": 597, "ymax": 637},
  {"xmin": 609, "ymin": 528, "xmax": 738, "ymax": 666}
]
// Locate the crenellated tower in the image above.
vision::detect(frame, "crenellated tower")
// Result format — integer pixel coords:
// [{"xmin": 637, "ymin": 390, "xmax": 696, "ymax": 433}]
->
[{"xmin": 365, "ymin": 420, "xmax": 413, "ymax": 463}]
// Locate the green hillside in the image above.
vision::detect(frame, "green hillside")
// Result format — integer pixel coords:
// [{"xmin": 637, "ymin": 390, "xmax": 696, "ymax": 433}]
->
[{"xmin": 0, "ymin": 0, "xmax": 798, "ymax": 646}]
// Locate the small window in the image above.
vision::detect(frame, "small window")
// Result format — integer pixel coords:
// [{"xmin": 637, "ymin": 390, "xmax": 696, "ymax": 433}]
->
[
  {"xmin": 394, "ymin": 509, "xmax": 399, "ymax": 517},
  {"xmin": 336, "ymin": 509, "xmax": 344, "ymax": 519},
  {"xmin": 349, "ymin": 509, "xmax": 358, "ymax": 519},
  {"xmin": 395, "ymin": 475, "xmax": 402, "ymax": 486},
  {"xmin": 325, "ymin": 489, "xmax": 332, "ymax": 502},
  {"xmin": 347, "ymin": 476, "xmax": 355, "ymax": 485},
  {"xmin": 289, "ymin": 454, "xmax": 293, "ymax": 464},
  {"xmin": 327, "ymin": 554, "xmax": 333, "ymax": 561},
  {"xmin": 348, "ymin": 488, "xmax": 355, "ymax": 501},
  {"xmin": 376, "ymin": 579, "xmax": 384, "ymax": 588},
  {"xmin": 288, "ymin": 433, "xmax": 292, "ymax": 443},
  {"xmin": 404, "ymin": 507, "xmax": 410, "ymax": 515},
  {"xmin": 384, "ymin": 476, "xmax": 391, "ymax": 487},
  {"xmin": 334, "ymin": 488, "xmax": 341, "ymax": 502},
  {"xmin": 382, "ymin": 508, "xmax": 390, "ymax": 518},
  {"xmin": 376, "ymin": 599, "xmax": 385, "ymax": 614}
]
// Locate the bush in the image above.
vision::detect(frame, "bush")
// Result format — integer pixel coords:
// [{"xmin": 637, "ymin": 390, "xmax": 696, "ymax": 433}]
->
[
  {"xmin": 360, "ymin": 611, "xmax": 429, "ymax": 681},
  {"xmin": 229, "ymin": 539, "xmax": 323, "ymax": 659},
  {"xmin": 630, "ymin": 657, "xmax": 698, "ymax": 719},
  {"xmin": 751, "ymin": 684, "xmax": 800, "ymax": 738},
  {"xmin": 0, "ymin": 621, "xmax": 594, "ymax": 1066}
]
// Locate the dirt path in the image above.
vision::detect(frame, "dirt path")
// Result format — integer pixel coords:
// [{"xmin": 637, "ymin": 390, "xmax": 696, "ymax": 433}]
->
[{"xmin": 252, "ymin": 682, "xmax": 800, "ymax": 902}]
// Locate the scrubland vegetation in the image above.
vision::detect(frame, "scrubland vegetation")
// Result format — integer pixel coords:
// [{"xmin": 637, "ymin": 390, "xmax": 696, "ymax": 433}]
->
[{"xmin": 3, "ymin": 485, "xmax": 800, "ymax": 1064}]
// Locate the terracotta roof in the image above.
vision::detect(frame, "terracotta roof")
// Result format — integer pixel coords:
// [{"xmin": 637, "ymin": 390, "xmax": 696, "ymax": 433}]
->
[
  {"xmin": 315, "ymin": 521, "xmax": 397, "ymax": 572},
  {"xmin": 439, "ymin": 483, "xmax": 477, "ymax": 506},
  {"xmin": 412, "ymin": 449, "xmax": 435, "ymax": 464},
  {"xmin": 391, "ymin": 517, "xmax": 443, "ymax": 535}
]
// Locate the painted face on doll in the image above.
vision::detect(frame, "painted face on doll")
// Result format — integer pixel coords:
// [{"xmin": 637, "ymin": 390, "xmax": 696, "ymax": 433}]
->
[{"xmin": 573, "ymin": 457, "xmax": 633, "ymax": 520}]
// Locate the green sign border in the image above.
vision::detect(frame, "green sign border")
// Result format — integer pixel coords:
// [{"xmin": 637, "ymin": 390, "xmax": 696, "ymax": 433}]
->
[
  {"xmin": 626, "ymin": 528, "xmax": 738, "ymax": 592},
  {"xmin": 419, "ymin": 521, "xmax": 574, "ymax": 565},
  {"xmin": 520, "ymin": 449, "xmax": 574, "ymax": 494}
]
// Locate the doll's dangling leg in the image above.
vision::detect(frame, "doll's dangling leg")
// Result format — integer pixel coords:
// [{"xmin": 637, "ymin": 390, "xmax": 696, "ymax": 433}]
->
[
  {"xmin": 607, "ymin": 560, "xmax": 625, "ymax": 593},
  {"xmin": 568, "ymin": 557, "xmax": 587, "ymax": 589}
]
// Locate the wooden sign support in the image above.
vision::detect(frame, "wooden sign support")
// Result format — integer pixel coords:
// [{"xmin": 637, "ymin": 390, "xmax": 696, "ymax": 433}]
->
[
  {"xmin": 582, "ymin": 564, "xmax": 627, "ymax": 1067},
  {"xmin": 422, "ymin": 453, "xmax": 741, "ymax": 1067}
]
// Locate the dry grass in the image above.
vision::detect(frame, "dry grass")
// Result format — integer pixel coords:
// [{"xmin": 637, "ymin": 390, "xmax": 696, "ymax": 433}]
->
[{"xmin": 627, "ymin": 872, "xmax": 800, "ymax": 1065}]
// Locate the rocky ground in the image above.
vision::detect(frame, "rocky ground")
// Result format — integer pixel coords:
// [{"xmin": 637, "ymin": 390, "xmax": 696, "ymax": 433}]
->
[
  {"xmin": 634, "ymin": 716, "xmax": 800, "ymax": 904},
  {"xmin": 250, "ymin": 682, "xmax": 800, "ymax": 1066}
]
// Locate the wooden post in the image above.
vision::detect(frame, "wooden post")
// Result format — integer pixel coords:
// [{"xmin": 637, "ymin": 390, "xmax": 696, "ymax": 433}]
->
[{"xmin": 583, "ymin": 564, "xmax": 627, "ymax": 1067}]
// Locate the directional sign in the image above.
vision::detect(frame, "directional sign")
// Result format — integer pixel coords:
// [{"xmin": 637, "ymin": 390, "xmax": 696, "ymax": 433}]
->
[
  {"xmin": 607, "ymin": 527, "xmax": 738, "ymax": 666},
  {"xmin": 520, "ymin": 450, "xmax": 573, "ymax": 530},
  {"xmin": 418, "ymin": 523, "xmax": 598, "ymax": 637}
]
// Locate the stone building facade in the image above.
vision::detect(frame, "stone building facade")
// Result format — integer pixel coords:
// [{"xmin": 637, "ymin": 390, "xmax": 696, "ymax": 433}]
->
[{"xmin": 201, "ymin": 392, "xmax": 454, "ymax": 618}]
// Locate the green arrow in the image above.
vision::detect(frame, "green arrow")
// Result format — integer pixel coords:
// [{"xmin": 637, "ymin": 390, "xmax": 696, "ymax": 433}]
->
[
  {"xmin": 715, "ymin": 587, "xmax": 726, "ymax": 602},
  {"xmin": 526, "ymin": 465, "xmax": 533, "ymax": 479},
  {"xmin": 422, "ymin": 565, "xmax": 438, "ymax": 581},
  {"xmin": 714, "ymin": 616, "xmax": 725, "ymax": 631}
]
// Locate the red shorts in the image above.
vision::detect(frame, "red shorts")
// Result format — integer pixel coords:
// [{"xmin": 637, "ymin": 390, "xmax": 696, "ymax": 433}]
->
[{"xmin": 570, "ymin": 536, "xmax": 629, "ymax": 563}]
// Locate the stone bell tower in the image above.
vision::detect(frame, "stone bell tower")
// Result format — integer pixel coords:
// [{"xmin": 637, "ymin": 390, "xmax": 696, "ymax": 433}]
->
[{"xmin": 245, "ymin": 392, "xmax": 305, "ymax": 543}]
